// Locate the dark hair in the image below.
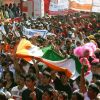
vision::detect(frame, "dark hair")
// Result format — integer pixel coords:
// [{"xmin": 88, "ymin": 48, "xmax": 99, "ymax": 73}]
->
[
  {"xmin": 0, "ymin": 53, "xmax": 6, "ymax": 58},
  {"xmin": 93, "ymin": 74, "xmax": 100, "ymax": 80},
  {"xmin": 0, "ymin": 93, "xmax": 7, "ymax": 100},
  {"xmin": 20, "ymin": 59, "xmax": 28, "ymax": 66},
  {"xmin": 85, "ymin": 79, "xmax": 89, "ymax": 87},
  {"xmin": 95, "ymin": 80, "xmax": 100, "ymax": 88},
  {"xmin": 66, "ymin": 39, "xmax": 72, "ymax": 44},
  {"xmin": 58, "ymin": 72, "xmax": 66, "ymax": 76},
  {"xmin": 5, "ymin": 71, "xmax": 14, "ymax": 82},
  {"xmin": 19, "ymin": 74, "xmax": 26, "ymax": 81},
  {"xmin": 94, "ymin": 50, "xmax": 100, "ymax": 59},
  {"xmin": 43, "ymin": 67, "xmax": 52, "ymax": 73},
  {"xmin": 29, "ymin": 65, "xmax": 36, "ymax": 74},
  {"xmin": 43, "ymin": 88, "xmax": 53, "ymax": 96},
  {"xmin": 91, "ymin": 62, "xmax": 98, "ymax": 66},
  {"xmin": 1, "ymin": 61, "xmax": 8, "ymax": 67},
  {"xmin": 97, "ymin": 63, "xmax": 100, "ymax": 68},
  {"xmin": 43, "ymin": 71, "xmax": 51, "ymax": 78},
  {"xmin": 59, "ymin": 91, "xmax": 68, "ymax": 100},
  {"xmin": 94, "ymin": 33, "xmax": 100, "ymax": 39},
  {"xmin": 72, "ymin": 92, "xmax": 84, "ymax": 100},
  {"xmin": 88, "ymin": 83, "xmax": 100, "ymax": 95},
  {"xmin": 25, "ymin": 74, "xmax": 36, "ymax": 81},
  {"xmin": 0, "ymin": 79, "xmax": 3, "ymax": 83},
  {"xmin": 76, "ymin": 41, "xmax": 81, "ymax": 45}
]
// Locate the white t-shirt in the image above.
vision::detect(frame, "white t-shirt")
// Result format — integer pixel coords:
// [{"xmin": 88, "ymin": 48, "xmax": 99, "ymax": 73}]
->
[
  {"xmin": 0, "ymin": 87, "xmax": 11, "ymax": 99},
  {"xmin": 11, "ymin": 85, "xmax": 27, "ymax": 100}
]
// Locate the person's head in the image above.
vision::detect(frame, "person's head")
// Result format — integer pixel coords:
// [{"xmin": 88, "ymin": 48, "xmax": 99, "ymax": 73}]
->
[
  {"xmin": 28, "ymin": 65, "xmax": 36, "ymax": 75},
  {"xmin": 88, "ymin": 83, "xmax": 100, "ymax": 99},
  {"xmin": 50, "ymin": 70, "xmax": 57, "ymax": 79},
  {"xmin": 42, "ymin": 89, "xmax": 53, "ymax": 100},
  {"xmin": 25, "ymin": 74, "xmax": 36, "ymax": 89},
  {"xmin": 84, "ymin": 38, "xmax": 90, "ymax": 43},
  {"xmin": 59, "ymin": 72, "xmax": 69, "ymax": 84},
  {"xmin": 95, "ymin": 80, "xmax": 100, "ymax": 90},
  {"xmin": 0, "ymin": 54, "xmax": 7, "ymax": 63},
  {"xmin": 42, "ymin": 71, "xmax": 51, "ymax": 85},
  {"xmin": 58, "ymin": 91, "xmax": 68, "ymax": 100},
  {"xmin": 91, "ymin": 63, "xmax": 100, "ymax": 74},
  {"xmin": 20, "ymin": 59, "xmax": 28, "ymax": 66},
  {"xmin": 13, "ymin": 3, "xmax": 16, "ymax": 7},
  {"xmin": 66, "ymin": 39, "xmax": 72, "ymax": 47},
  {"xmin": 94, "ymin": 33, "xmax": 100, "ymax": 42},
  {"xmin": 71, "ymin": 92, "xmax": 84, "ymax": 100},
  {"xmin": 8, "ymin": 33, "xmax": 13, "ymax": 39},
  {"xmin": 76, "ymin": 41, "xmax": 81, "ymax": 47},
  {"xmin": 9, "ymin": 3, "xmax": 12, "ymax": 8},
  {"xmin": 92, "ymin": 74, "xmax": 100, "ymax": 83},
  {"xmin": 16, "ymin": 74, "xmax": 25, "ymax": 86},
  {"xmin": 72, "ymin": 39, "xmax": 75, "ymax": 44},
  {"xmin": 91, "ymin": 62, "xmax": 98, "ymax": 74},
  {"xmin": 5, "ymin": 71, "xmax": 14, "ymax": 82},
  {"xmin": 94, "ymin": 49, "xmax": 100, "ymax": 59},
  {"xmin": 67, "ymin": 47, "xmax": 74, "ymax": 55}
]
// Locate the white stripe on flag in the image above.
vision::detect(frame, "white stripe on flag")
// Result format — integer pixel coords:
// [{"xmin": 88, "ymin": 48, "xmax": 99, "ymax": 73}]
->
[
  {"xmin": 28, "ymin": 46, "xmax": 44, "ymax": 57},
  {"xmin": 42, "ymin": 58, "xmax": 76, "ymax": 75}
]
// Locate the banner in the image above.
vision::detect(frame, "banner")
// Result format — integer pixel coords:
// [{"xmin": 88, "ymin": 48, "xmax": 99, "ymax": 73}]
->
[
  {"xmin": 34, "ymin": 0, "xmax": 44, "ymax": 18},
  {"xmin": 70, "ymin": 0, "xmax": 100, "ymax": 12},
  {"xmin": 92, "ymin": 0, "xmax": 100, "ymax": 12},
  {"xmin": 3, "ymin": 0, "xmax": 14, "ymax": 5},
  {"xmin": 2, "ymin": 0, "xmax": 20, "ymax": 5},
  {"xmin": 49, "ymin": 0, "xmax": 69, "ymax": 15},
  {"xmin": 23, "ymin": 27, "xmax": 48, "ymax": 38},
  {"xmin": 48, "ymin": 0, "xmax": 100, "ymax": 14},
  {"xmin": 92, "ymin": 0, "xmax": 100, "ymax": 6},
  {"xmin": 70, "ymin": 0, "xmax": 92, "ymax": 12}
]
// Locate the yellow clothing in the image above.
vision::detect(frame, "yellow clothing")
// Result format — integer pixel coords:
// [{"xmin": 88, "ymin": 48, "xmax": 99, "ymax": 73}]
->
[{"xmin": 0, "ymin": 11, "xmax": 4, "ymax": 19}]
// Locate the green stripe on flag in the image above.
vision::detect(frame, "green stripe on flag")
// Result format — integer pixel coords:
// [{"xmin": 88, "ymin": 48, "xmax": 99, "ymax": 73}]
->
[
  {"xmin": 42, "ymin": 46, "xmax": 65, "ymax": 61},
  {"xmin": 69, "ymin": 55, "xmax": 82, "ymax": 74}
]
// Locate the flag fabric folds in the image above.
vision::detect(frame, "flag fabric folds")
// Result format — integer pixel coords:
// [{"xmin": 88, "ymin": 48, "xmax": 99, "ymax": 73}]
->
[
  {"xmin": 16, "ymin": 39, "xmax": 82, "ymax": 79},
  {"xmin": 23, "ymin": 27, "xmax": 48, "ymax": 38}
]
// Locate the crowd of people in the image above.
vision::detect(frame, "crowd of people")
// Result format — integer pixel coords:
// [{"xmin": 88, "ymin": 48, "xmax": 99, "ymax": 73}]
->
[
  {"xmin": 0, "ymin": 5, "xmax": 100, "ymax": 100},
  {"xmin": 0, "ymin": 3, "xmax": 21, "ymax": 19}
]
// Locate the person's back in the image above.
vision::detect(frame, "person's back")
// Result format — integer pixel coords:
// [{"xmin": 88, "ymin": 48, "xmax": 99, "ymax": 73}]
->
[
  {"xmin": 8, "ymin": 9, "xmax": 14, "ymax": 18},
  {"xmin": 4, "ymin": 9, "xmax": 9, "ymax": 19}
]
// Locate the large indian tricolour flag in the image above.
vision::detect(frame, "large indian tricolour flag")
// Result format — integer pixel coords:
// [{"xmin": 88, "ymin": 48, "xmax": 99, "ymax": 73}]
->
[{"xmin": 16, "ymin": 39, "xmax": 83, "ymax": 79}]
